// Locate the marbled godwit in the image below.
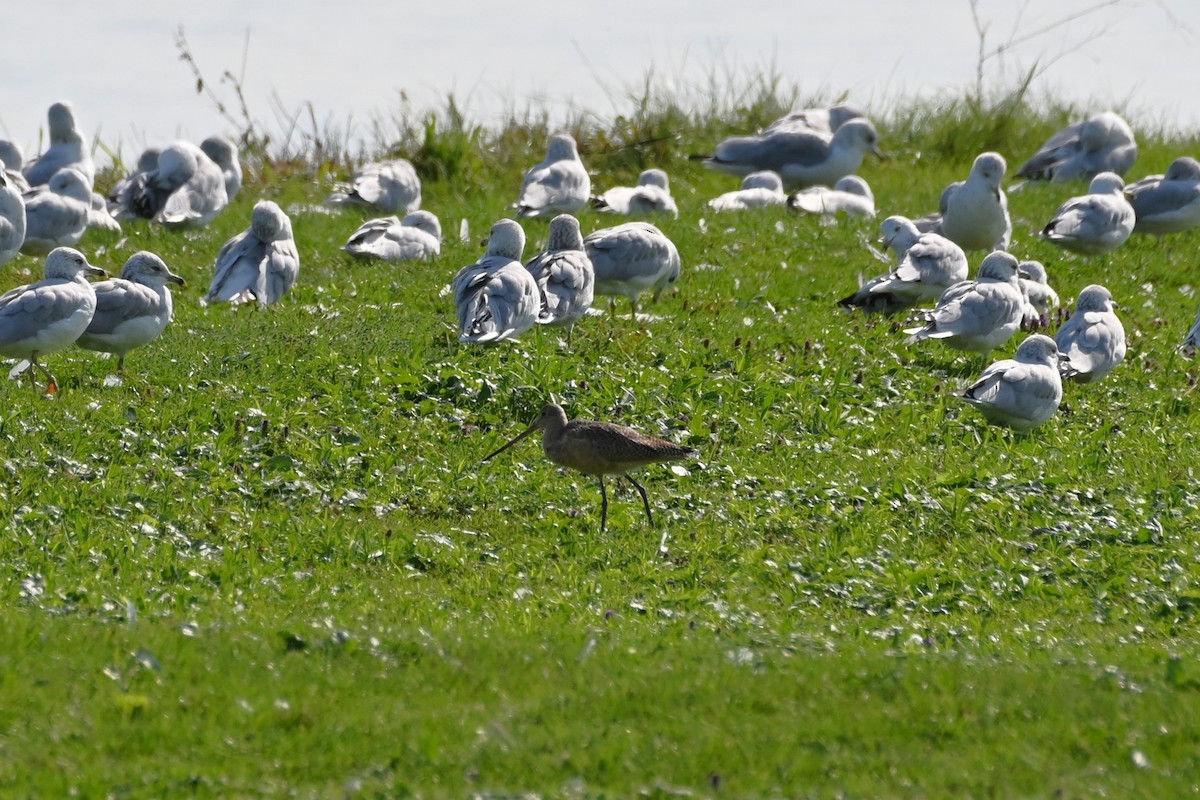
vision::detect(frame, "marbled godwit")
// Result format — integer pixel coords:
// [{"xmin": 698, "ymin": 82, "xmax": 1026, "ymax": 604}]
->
[
  {"xmin": 327, "ymin": 158, "xmax": 421, "ymax": 214},
  {"xmin": 76, "ymin": 252, "xmax": 185, "ymax": 371},
  {"xmin": 454, "ymin": 219, "xmax": 539, "ymax": 344},
  {"xmin": 1056, "ymin": 285, "xmax": 1126, "ymax": 383},
  {"xmin": 483, "ymin": 403, "xmax": 698, "ymax": 532},
  {"xmin": 0, "ymin": 247, "xmax": 107, "ymax": 393},
  {"xmin": 914, "ymin": 152, "xmax": 1012, "ymax": 251},
  {"xmin": 204, "ymin": 200, "xmax": 299, "ymax": 307},
  {"xmin": 523, "ymin": 214, "xmax": 594, "ymax": 342},
  {"xmin": 839, "ymin": 215, "xmax": 967, "ymax": 314},
  {"xmin": 342, "ymin": 210, "xmax": 442, "ymax": 262},
  {"xmin": 584, "ymin": 221, "xmax": 680, "ymax": 320},
  {"xmin": 591, "ymin": 168, "xmax": 679, "ymax": 218},
  {"xmin": 515, "ymin": 134, "xmax": 590, "ymax": 218}
]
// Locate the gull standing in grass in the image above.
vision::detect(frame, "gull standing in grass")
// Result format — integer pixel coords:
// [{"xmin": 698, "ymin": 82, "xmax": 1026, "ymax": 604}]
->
[
  {"xmin": 1040, "ymin": 172, "xmax": 1135, "ymax": 255},
  {"xmin": 76, "ymin": 252, "xmax": 185, "ymax": 371},
  {"xmin": 328, "ymin": 158, "xmax": 420, "ymax": 214},
  {"xmin": 0, "ymin": 141, "xmax": 31, "ymax": 193},
  {"xmin": 1125, "ymin": 156, "xmax": 1200, "ymax": 236},
  {"xmin": 960, "ymin": 334, "xmax": 1064, "ymax": 431},
  {"xmin": 1055, "ymin": 285, "xmax": 1126, "ymax": 383},
  {"xmin": 23, "ymin": 101, "xmax": 94, "ymax": 187},
  {"xmin": 915, "ymin": 152, "xmax": 1011, "ymax": 251},
  {"xmin": 342, "ymin": 211, "xmax": 442, "ymax": 262},
  {"xmin": 1016, "ymin": 111, "xmax": 1137, "ymax": 182},
  {"xmin": 903, "ymin": 250, "xmax": 1026, "ymax": 358},
  {"xmin": 21, "ymin": 167, "xmax": 92, "ymax": 255},
  {"xmin": 763, "ymin": 103, "xmax": 865, "ymax": 136},
  {"xmin": 584, "ymin": 222, "xmax": 680, "ymax": 319},
  {"xmin": 120, "ymin": 141, "xmax": 228, "ymax": 227},
  {"xmin": 0, "ymin": 247, "xmax": 106, "ymax": 394},
  {"xmin": 840, "ymin": 216, "xmax": 967, "ymax": 313},
  {"xmin": 453, "ymin": 218, "xmax": 539, "ymax": 344},
  {"xmin": 697, "ymin": 118, "xmax": 882, "ymax": 190},
  {"xmin": 788, "ymin": 175, "xmax": 875, "ymax": 219},
  {"xmin": 0, "ymin": 173, "xmax": 26, "ymax": 266},
  {"xmin": 707, "ymin": 170, "xmax": 787, "ymax": 211},
  {"xmin": 205, "ymin": 200, "xmax": 299, "ymax": 307},
  {"xmin": 1017, "ymin": 260, "xmax": 1059, "ymax": 330},
  {"xmin": 200, "ymin": 136, "xmax": 243, "ymax": 203},
  {"xmin": 482, "ymin": 402, "xmax": 698, "ymax": 532},
  {"xmin": 515, "ymin": 134, "xmax": 590, "ymax": 218},
  {"xmin": 591, "ymin": 168, "xmax": 678, "ymax": 218},
  {"xmin": 523, "ymin": 214, "xmax": 594, "ymax": 343}
]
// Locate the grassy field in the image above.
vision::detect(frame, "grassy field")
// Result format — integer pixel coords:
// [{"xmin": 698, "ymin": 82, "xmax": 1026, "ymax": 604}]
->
[{"xmin": 3, "ymin": 95, "xmax": 1200, "ymax": 797}]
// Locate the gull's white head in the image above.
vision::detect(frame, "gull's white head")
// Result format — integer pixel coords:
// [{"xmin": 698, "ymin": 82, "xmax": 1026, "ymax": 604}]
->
[
  {"xmin": 977, "ymin": 250, "xmax": 1020, "ymax": 283},
  {"xmin": 47, "ymin": 102, "xmax": 81, "ymax": 144},
  {"xmin": 741, "ymin": 170, "xmax": 783, "ymax": 192},
  {"xmin": 833, "ymin": 119, "xmax": 882, "ymax": 157},
  {"xmin": 834, "ymin": 175, "xmax": 872, "ymax": 199},
  {"xmin": 1164, "ymin": 157, "xmax": 1200, "ymax": 182},
  {"xmin": 486, "ymin": 219, "xmax": 526, "ymax": 261},
  {"xmin": 971, "ymin": 152, "xmax": 1008, "ymax": 186},
  {"xmin": 402, "ymin": 210, "xmax": 442, "ymax": 240},
  {"xmin": 120, "ymin": 251, "xmax": 186, "ymax": 288},
  {"xmin": 250, "ymin": 200, "xmax": 292, "ymax": 242},
  {"xmin": 44, "ymin": 247, "xmax": 106, "ymax": 281},
  {"xmin": 0, "ymin": 140, "xmax": 24, "ymax": 172},
  {"xmin": 1074, "ymin": 284, "xmax": 1116, "ymax": 313},
  {"xmin": 637, "ymin": 169, "xmax": 670, "ymax": 190},
  {"xmin": 880, "ymin": 215, "xmax": 919, "ymax": 249},
  {"xmin": 545, "ymin": 134, "xmax": 579, "ymax": 162},
  {"xmin": 1088, "ymin": 172, "xmax": 1126, "ymax": 195},
  {"xmin": 1014, "ymin": 333, "xmax": 1060, "ymax": 365},
  {"xmin": 155, "ymin": 144, "xmax": 199, "ymax": 189},
  {"xmin": 199, "ymin": 136, "xmax": 238, "ymax": 169},
  {"xmin": 48, "ymin": 167, "xmax": 92, "ymax": 201},
  {"xmin": 135, "ymin": 147, "xmax": 162, "ymax": 173},
  {"xmin": 1017, "ymin": 260, "xmax": 1048, "ymax": 284},
  {"xmin": 546, "ymin": 214, "xmax": 584, "ymax": 252}
]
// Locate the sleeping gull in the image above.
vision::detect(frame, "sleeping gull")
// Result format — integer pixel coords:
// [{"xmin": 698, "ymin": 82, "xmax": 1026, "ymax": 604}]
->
[
  {"xmin": 200, "ymin": 136, "xmax": 243, "ymax": 203},
  {"xmin": 453, "ymin": 218, "xmax": 539, "ymax": 344},
  {"xmin": 1016, "ymin": 111, "xmax": 1137, "ymax": 182},
  {"xmin": 87, "ymin": 192, "xmax": 121, "ymax": 234},
  {"xmin": 76, "ymin": 251, "xmax": 185, "ymax": 371},
  {"xmin": 0, "ymin": 141, "xmax": 31, "ymax": 193},
  {"xmin": 707, "ymin": 170, "xmax": 786, "ymax": 212},
  {"xmin": 903, "ymin": 250, "xmax": 1025, "ymax": 358},
  {"xmin": 204, "ymin": 200, "xmax": 299, "ymax": 307},
  {"xmin": 107, "ymin": 147, "xmax": 161, "ymax": 215},
  {"xmin": 1017, "ymin": 260, "xmax": 1059, "ymax": 330},
  {"xmin": 515, "ymin": 134, "xmax": 590, "ymax": 218},
  {"xmin": 698, "ymin": 118, "xmax": 882, "ymax": 190},
  {"xmin": 0, "ymin": 246, "xmax": 107, "ymax": 393},
  {"xmin": 591, "ymin": 168, "xmax": 679, "ymax": 218},
  {"xmin": 1055, "ymin": 284, "xmax": 1126, "ymax": 384},
  {"xmin": 0, "ymin": 173, "xmax": 26, "ymax": 266},
  {"xmin": 763, "ymin": 103, "xmax": 865, "ymax": 136},
  {"xmin": 21, "ymin": 167, "xmax": 92, "ymax": 254},
  {"xmin": 342, "ymin": 210, "xmax": 441, "ymax": 262},
  {"xmin": 960, "ymin": 334, "xmax": 1064, "ymax": 431},
  {"xmin": 1040, "ymin": 172, "xmax": 1134, "ymax": 255},
  {"xmin": 788, "ymin": 175, "xmax": 875, "ymax": 219},
  {"xmin": 584, "ymin": 221, "xmax": 680, "ymax": 319},
  {"xmin": 523, "ymin": 213, "xmax": 594, "ymax": 343},
  {"xmin": 839, "ymin": 216, "xmax": 967, "ymax": 313},
  {"xmin": 23, "ymin": 101, "xmax": 95, "ymax": 187},
  {"xmin": 327, "ymin": 158, "xmax": 420, "ymax": 214},
  {"xmin": 120, "ymin": 141, "xmax": 228, "ymax": 227},
  {"xmin": 915, "ymin": 152, "xmax": 1011, "ymax": 251},
  {"xmin": 1125, "ymin": 156, "xmax": 1200, "ymax": 236}
]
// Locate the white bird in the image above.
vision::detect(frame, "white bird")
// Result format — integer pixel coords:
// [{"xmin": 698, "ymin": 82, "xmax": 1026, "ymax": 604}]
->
[
  {"xmin": 0, "ymin": 173, "xmax": 26, "ymax": 266},
  {"xmin": 915, "ymin": 152, "xmax": 1011, "ymax": 251},
  {"xmin": 123, "ymin": 141, "xmax": 228, "ymax": 227},
  {"xmin": 699, "ymin": 119, "xmax": 882, "ymax": 190},
  {"xmin": 108, "ymin": 147, "xmax": 162, "ymax": 214},
  {"xmin": 205, "ymin": 200, "xmax": 299, "ymax": 307},
  {"xmin": 523, "ymin": 214, "xmax": 594, "ymax": 341},
  {"xmin": 707, "ymin": 170, "xmax": 787, "ymax": 212},
  {"xmin": 1016, "ymin": 111, "xmax": 1137, "ymax": 182},
  {"xmin": 903, "ymin": 250, "xmax": 1026, "ymax": 357},
  {"xmin": 788, "ymin": 175, "xmax": 875, "ymax": 219},
  {"xmin": 515, "ymin": 134, "xmax": 590, "ymax": 218},
  {"xmin": 23, "ymin": 101, "xmax": 95, "ymax": 187},
  {"xmin": 200, "ymin": 136, "xmax": 243, "ymax": 203},
  {"xmin": 0, "ymin": 246, "xmax": 107, "ymax": 393},
  {"xmin": 1055, "ymin": 284, "xmax": 1126, "ymax": 384},
  {"xmin": 1125, "ymin": 156, "xmax": 1200, "ymax": 236},
  {"xmin": 75, "ymin": 251, "xmax": 185, "ymax": 371},
  {"xmin": 342, "ymin": 210, "xmax": 441, "ymax": 262},
  {"xmin": 0, "ymin": 141, "xmax": 31, "ymax": 193},
  {"xmin": 592, "ymin": 169, "xmax": 678, "ymax": 218},
  {"xmin": 840, "ymin": 216, "xmax": 967, "ymax": 313},
  {"xmin": 960, "ymin": 334, "xmax": 1064, "ymax": 431},
  {"xmin": 327, "ymin": 158, "xmax": 421, "ymax": 214},
  {"xmin": 87, "ymin": 191, "xmax": 121, "ymax": 234},
  {"xmin": 1040, "ymin": 172, "xmax": 1135, "ymax": 255},
  {"xmin": 453, "ymin": 219, "xmax": 539, "ymax": 344},
  {"xmin": 21, "ymin": 167, "xmax": 92, "ymax": 254},
  {"xmin": 585, "ymin": 222, "xmax": 681, "ymax": 318},
  {"xmin": 1016, "ymin": 260, "xmax": 1059, "ymax": 330},
  {"xmin": 763, "ymin": 103, "xmax": 865, "ymax": 136}
]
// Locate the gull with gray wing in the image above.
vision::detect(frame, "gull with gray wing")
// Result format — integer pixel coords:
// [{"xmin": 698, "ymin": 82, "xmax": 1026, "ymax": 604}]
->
[
  {"xmin": 915, "ymin": 152, "xmax": 1011, "ymax": 251},
  {"xmin": 1055, "ymin": 284, "xmax": 1126, "ymax": 383},
  {"xmin": 584, "ymin": 222, "xmax": 680, "ymax": 319},
  {"xmin": 76, "ymin": 251, "xmax": 185, "ymax": 371},
  {"xmin": 453, "ymin": 219, "xmax": 539, "ymax": 344},
  {"xmin": 1017, "ymin": 111, "xmax": 1137, "ymax": 183},
  {"xmin": 21, "ymin": 167, "xmax": 92, "ymax": 254},
  {"xmin": 592, "ymin": 169, "xmax": 678, "ymax": 218},
  {"xmin": 960, "ymin": 334, "xmax": 1064, "ymax": 431},
  {"xmin": 707, "ymin": 171, "xmax": 786, "ymax": 212},
  {"xmin": 699, "ymin": 118, "xmax": 882, "ymax": 190},
  {"xmin": 523, "ymin": 214, "xmax": 594, "ymax": 342},
  {"xmin": 1125, "ymin": 156, "xmax": 1200, "ymax": 236},
  {"xmin": 515, "ymin": 134, "xmax": 590, "ymax": 218},
  {"xmin": 23, "ymin": 101, "xmax": 94, "ymax": 187},
  {"xmin": 342, "ymin": 211, "xmax": 442, "ymax": 262},
  {"xmin": 840, "ymin": 215, "xmax": 967, "ymax": 313},
  {"xmin": 903, "ymin": 251, "xmax": 1026, "ymax": 358},
  {"xmin": 788, "ymin": 175, "xmax": 875, "ymax": 219},
  {"xmin": 1040, "ymin": 172, "xmax": 1135, "ymax": 255},
  {"xmin": 205, "ymin": 200, "xmax": 299, "ymax": 307},
  {"xmin": 327, "ymin": 158, "xmax": 420, "ymax": 214}
]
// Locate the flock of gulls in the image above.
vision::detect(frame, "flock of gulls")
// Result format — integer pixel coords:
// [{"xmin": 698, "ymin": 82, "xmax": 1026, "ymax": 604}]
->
[{"xmin": 0, "ymin": 98, "xmax": 1197, "ymax": 527}]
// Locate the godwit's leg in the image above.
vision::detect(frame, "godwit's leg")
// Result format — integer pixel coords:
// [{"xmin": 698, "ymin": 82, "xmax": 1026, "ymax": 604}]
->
[
  {"xmin": 599, "ymin": 476, "xmax": 609, "ymax": 532},
  {"xmin": 626, "ymin": 474, "xmax": 653, "ymax": 527}
]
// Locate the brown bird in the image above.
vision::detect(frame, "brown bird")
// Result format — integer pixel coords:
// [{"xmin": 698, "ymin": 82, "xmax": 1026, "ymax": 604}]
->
[{"xmin": 482, "ymin": 402, "xmax": 698, "ymax": 531}]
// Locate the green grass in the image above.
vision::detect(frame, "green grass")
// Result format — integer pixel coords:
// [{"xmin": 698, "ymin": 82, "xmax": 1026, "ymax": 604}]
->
[{"xmin": 3, "ymin": 95, "xmax": 1200, "ymax": 796}]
